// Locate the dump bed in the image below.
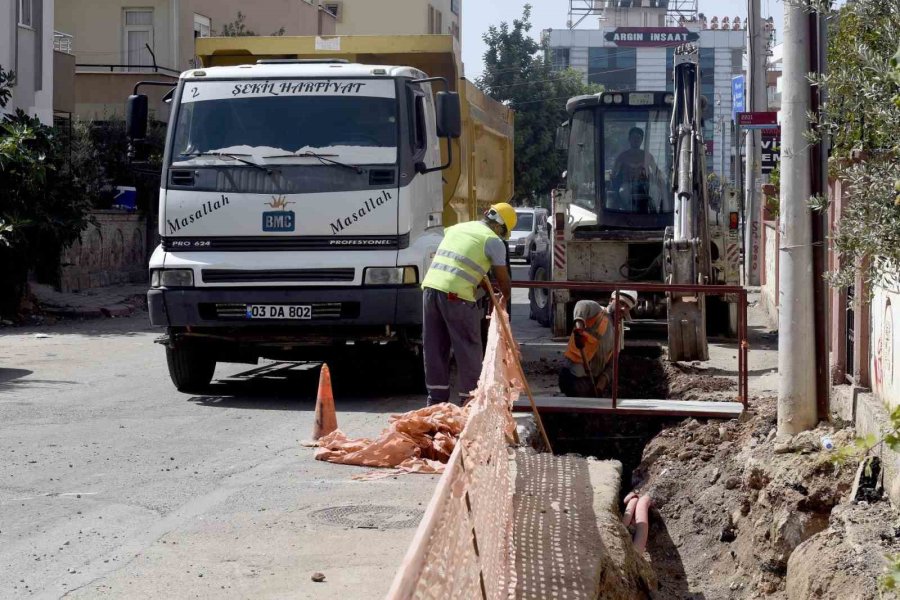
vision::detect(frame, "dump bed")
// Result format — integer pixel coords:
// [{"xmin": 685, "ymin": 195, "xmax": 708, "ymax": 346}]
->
[{"xmin": 195, "ymin": 35, "xmax": 514, "ymax": 227}]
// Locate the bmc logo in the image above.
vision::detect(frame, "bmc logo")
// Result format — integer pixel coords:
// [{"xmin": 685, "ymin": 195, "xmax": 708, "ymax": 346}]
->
[{"xmin": 262, "ymin": 211, "xmax": 295, "ymax": 232}]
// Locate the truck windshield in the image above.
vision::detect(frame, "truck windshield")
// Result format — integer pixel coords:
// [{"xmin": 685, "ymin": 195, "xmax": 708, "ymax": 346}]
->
[
  {"xmin": 568, "ymin": 105, "xmax": 674, "ymax": 229},
  {"xmin": 171, "ymin": 79, "xmax": 398, "ymax": 165}
]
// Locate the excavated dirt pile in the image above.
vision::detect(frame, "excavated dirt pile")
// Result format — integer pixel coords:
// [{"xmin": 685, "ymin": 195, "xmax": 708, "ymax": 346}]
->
[{"xmin": 632, "ymin": 397, "xmax": 900, "ymax": 599}]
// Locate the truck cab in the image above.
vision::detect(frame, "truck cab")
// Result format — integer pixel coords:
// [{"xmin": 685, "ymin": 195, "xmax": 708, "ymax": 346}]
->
[{"xmin": 133, "ymin": 59, "xmax": 462, "ymax": 391}]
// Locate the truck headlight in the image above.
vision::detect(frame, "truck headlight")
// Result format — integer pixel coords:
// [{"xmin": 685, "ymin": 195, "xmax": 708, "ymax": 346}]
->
[
  {"xmin": 363, "ymin": 266, "xmax": 418, "ymax": 285},
  {"xmin": 151, "ymin": 269, "xmax": 194, "ymax": 288},
  {"xmin": 516, "ymin": 238, "xmax": 526, "ymax": 248}
]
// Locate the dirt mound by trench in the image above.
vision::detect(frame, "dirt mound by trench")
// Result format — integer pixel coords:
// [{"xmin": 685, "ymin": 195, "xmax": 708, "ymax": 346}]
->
[{"xmin": 630, "ymin": 398, "xmax": 900, "ymax": 599}]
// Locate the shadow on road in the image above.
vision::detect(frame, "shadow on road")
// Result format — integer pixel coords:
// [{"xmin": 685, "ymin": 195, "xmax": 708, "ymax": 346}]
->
[
  {"xmin": 0, "ymin": 368, "xmax": 83, "ymax": 392},
  {"xmin": 187, "ymin": 358, "xmax": 426, "ymax": 414}
]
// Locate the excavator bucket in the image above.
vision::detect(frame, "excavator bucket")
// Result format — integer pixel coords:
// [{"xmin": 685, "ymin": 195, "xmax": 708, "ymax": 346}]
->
[{"xmin": 667, "ymin": 296, "xmax": 709, "ymax": 361}]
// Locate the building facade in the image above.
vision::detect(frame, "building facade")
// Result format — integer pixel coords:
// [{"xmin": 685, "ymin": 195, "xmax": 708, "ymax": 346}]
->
[
  {"xmin": 545, "ymin": 4, "xmax": 746, "ymax": 180},
  {"xmin": 54, "ymin": 0, "xmax": 337, "ymax": 121},
  {"xmin": 325, "ymin": 0, "xmax": 460, "ymax": 40},
  {"xmin": 1, "ymin": 0, "xmax": 58, "ymax": 124}
]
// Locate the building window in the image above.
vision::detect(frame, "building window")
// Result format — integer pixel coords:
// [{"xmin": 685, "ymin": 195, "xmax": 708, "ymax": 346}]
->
[
  {"xmin": 428, "ymin": 5, "xmax": 443, "ymax": 34},
  {"xmin": 450, "ymin": 0, "xmax": 460, "ymax": 16},
  {"xmin": 588, "ymin": 47, "xmax": 636, "ymax": 91},
  {"xmin": 323, "ymin": 2, "xmax": 342, "ymax": 21},
  {"xmin": 193, "ymin": 14, "xmax": 211, "ymax": 39},
  {"xmin": 124, "ymin": 9, "xmax": 154, "ymax": 69},
  {"xmin": 18, "ymin": 0, "xmax": 33, "ymax": 27},
  {"xmin": 551, "ymin": 48, "xmax": 570, "ymax": 71}
]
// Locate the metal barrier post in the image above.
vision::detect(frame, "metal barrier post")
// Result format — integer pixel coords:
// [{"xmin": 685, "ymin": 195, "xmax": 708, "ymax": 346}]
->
[{"xmin": 612, "ymin": 286, "xmax": 620, "ymax": 410}]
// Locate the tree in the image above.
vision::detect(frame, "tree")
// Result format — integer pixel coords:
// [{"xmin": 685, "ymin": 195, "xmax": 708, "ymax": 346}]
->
[
  {"xmin": 477, "ymin": 5, "xmax": 601, "ymax": 203},
  {"xmin": 219, "ymin": 12, "xmax": 285, "ymax": 37},
  {"xmin": 0, "ymin": 66, "xmax": 93, "ymax": 316},
  {"xmin": 808, "ymin": 0, "xmax": 900, "ymax": 288},
  {"xmin": 219, "ymin": 12, "xmax": 256, "ymax": 37}
]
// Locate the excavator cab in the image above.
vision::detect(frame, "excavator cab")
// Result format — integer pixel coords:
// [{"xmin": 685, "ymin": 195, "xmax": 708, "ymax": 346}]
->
[{"xmin": 566, "ymin": 91, "xmax": 675, "ymax": 231}]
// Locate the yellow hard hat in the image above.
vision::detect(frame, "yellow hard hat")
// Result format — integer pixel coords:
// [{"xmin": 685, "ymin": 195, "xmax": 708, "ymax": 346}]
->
[{"xmin": 486, "ymin": 202, "xmax": 517, "ymax": 238}]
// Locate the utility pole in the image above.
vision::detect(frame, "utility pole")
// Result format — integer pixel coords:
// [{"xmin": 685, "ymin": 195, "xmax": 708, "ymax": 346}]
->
[
  {"xmin": 743, "ymin": 0, "xmax": 767, "ymax": 285},
  {"xmin": 778, "ymin": 0, "xmax": 818, "ymax": 435}
]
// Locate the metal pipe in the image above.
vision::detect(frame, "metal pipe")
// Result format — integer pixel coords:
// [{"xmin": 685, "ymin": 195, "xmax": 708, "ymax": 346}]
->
[
  {"xmin": 612, "ymin": 286, "xmax": 620, "ymax": 410},
  {"xmin": 510, "ymin": 280, "xmax": 746, "ymax": 294}
]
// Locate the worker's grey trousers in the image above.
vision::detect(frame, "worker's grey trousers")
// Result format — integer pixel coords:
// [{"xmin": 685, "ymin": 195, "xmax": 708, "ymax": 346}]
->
[{"xmin": 422, "ymin": 287, "xmax": 483, "ymax": 405}]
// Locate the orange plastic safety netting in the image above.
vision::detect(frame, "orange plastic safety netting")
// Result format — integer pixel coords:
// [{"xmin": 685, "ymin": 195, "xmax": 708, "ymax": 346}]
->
[{"xmin": 385, "ymin": 305, "xmax": 523, "ymax": 599}]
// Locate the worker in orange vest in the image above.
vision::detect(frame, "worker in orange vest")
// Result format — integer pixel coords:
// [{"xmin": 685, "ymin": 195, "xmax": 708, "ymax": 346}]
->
[{"xmin": 559, "ymin": 291, "xmax": 638, "ymax": 397}]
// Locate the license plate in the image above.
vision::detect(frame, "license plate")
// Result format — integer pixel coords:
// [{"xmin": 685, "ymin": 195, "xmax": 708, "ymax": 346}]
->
[{"xmin": 246, "ymin": 304, "xmax": 312, "ymax": 319}]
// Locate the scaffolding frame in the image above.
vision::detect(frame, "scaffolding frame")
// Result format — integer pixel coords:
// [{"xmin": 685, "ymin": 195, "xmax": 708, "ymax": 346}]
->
[{"xmin": 567, "ymin": 0, "xmax": 700, "ymax": 29}]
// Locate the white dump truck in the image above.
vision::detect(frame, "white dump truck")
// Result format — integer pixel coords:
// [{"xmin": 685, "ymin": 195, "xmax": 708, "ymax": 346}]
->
[{"xmin": 126, "ymin": 35, "xmax": 513, "ymax": 392}]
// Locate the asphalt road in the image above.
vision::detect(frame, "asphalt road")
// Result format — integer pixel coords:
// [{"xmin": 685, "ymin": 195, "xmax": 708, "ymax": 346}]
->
[{"xmin": 0, "ymin": 264, "xmax": 538, "ymax": 600}]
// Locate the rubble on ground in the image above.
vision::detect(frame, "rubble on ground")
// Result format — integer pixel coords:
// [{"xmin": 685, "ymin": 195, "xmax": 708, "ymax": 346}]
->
[{"xmin": 632, "ymin": 397, "xmax": 900, "ymax": 599}]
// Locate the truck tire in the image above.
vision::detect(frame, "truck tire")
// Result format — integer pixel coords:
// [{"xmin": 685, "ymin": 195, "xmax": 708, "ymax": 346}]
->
[
  {"xmin": 529, "ymin": 251, "xmax": 552, "ymax": 327},
  {"xmin": 166, "ymin": 344, "xmax": 216, "ymax": 393}
]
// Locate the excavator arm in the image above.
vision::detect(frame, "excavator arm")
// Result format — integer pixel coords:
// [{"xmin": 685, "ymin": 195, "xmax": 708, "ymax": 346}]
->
[{"xmin": 665, "ymin": 44, "xmax": 711, "ymax": 361}]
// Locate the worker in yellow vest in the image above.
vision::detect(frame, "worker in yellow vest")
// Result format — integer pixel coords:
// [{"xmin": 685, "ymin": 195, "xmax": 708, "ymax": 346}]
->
[
  {"xmin": 421, "ymin": 203, "xmax": 517, "ymax": 405},
  {"xmin": 559, "ymin": 291, "xmax": 638, "ymax": 397}
]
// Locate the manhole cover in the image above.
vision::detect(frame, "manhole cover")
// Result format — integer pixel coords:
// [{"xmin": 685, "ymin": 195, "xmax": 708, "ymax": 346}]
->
[{"xmin": 309, "ymin": 505, "xmax": 423, "ymax": 530}]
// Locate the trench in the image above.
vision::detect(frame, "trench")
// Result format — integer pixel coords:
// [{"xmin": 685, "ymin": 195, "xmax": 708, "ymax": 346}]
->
[{"xmin": 537, "ymin": 345, "xmax": 736, "ymax": 496}]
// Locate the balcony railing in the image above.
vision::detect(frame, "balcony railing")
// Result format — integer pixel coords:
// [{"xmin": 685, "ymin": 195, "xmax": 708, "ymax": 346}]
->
[
  {"xmin": 75, "ymin": 64, "xmax": 181, "ymax": 76},
  {"xmin": 54, "ymin": 31, "xmax": 74, "ymax": 54}
]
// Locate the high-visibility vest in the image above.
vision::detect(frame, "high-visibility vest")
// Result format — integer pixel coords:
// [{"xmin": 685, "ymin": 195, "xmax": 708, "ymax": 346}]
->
[
  {"xmin": 422, "ymin": 221, "xmax": 497, "ymax": 302},
  {"xmin": 564, "ymin": 310, "xmax": 613, "ymax": 367}
]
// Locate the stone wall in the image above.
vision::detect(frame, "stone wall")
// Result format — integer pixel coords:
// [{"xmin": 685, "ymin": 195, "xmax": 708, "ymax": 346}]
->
[
  {"xmin": 59, "ymin": 210, "xmax": 147, "ymax": 292},
  {"xmin": 759, "ymin": 220, "xmax": 779, "ymax": 329}
]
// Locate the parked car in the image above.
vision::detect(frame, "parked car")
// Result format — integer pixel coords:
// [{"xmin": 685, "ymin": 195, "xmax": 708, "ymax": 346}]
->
[{"xmin": 507, "ymin": 208, "xmax": 550, "ymax": 264}]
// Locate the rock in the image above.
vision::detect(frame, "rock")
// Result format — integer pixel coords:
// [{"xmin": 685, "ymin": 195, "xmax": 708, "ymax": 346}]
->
[
  {"xmin": 720, "ymin": 524, "xmax": 737, "ymax": 543},
  {"xmin": 745, "ymin": 466, "xmax": 769, "ymax": 490},
  {"xmin": 774, "ymin": 442, "xmax": 792, "ymax": 454},
  {"xmin": 771, "ymin": 508, "xmax": 829, "ymax": 560},
  {"xmin": 678, "ymin": 450, "xmax": 698, "ymax": 461},
  {"xmin": 311, "ymin": 572, "xmax": 326, "ymax": 583},
  {"xmin": 709, "ymin": 468, "xmax": 721, "ymax": 484},
  {"xmin": 724, "ymin": 476, "xmax": 742, "ymax": 490}
]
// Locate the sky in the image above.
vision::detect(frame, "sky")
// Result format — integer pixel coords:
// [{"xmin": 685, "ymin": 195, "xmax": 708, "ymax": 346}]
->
[{"xmin": 461, "ymin": 0, "xmax": 785, "ymax": 81}]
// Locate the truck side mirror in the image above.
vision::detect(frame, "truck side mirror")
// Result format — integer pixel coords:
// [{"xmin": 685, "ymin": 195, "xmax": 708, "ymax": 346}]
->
[
  {"xmin": 436, "ymin": 91, "xmax": 462, "ymax": 139},
  {"xmin": 555, "ymin": 122, "xmax": 569, "ymax": 151},
  {"xmin": 126, "ymin": 94, "xmax": 149, "ymax": 140}
]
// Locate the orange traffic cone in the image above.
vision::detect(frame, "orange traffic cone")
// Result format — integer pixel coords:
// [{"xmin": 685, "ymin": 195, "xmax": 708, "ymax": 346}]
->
[{"xmin": 312, "ymin": 363, "xmax": 338, "ymax": 440}]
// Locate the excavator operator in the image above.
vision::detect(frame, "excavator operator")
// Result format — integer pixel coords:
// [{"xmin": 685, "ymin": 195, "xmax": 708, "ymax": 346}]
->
[{"xmin": 610, "ymin": 127, "xmax": 661, "ymax": 213}]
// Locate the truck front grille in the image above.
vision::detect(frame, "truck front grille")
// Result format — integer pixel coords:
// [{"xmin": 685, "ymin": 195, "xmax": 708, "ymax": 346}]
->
[{"xmin": 201, "ymin": 268, "xmax": 355, "ymax": 283}]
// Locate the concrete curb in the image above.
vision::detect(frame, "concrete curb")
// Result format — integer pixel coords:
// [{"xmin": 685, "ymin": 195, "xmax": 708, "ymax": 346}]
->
[{"xmin": 831, "ymin": 383, "xmax": 900, "ymax": 506}]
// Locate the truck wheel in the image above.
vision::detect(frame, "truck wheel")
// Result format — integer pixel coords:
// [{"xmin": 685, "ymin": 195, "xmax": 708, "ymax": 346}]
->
[
  {"xmin": 166, "ymin": 344, "xmax": 216, "ymax": 393},
  {"xmin": 529, "ymin": 251, "xmax": 552, "ymax": 327}
]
